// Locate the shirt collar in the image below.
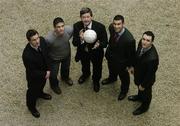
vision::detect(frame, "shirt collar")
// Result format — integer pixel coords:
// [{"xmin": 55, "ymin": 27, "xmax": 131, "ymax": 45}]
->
[
  {"xmin": 142, "ymin": 46, "xmax": 152, "ymax": 53},
  {"xmin": 84, "ymin": 21, "xmax": 92, "ymax": 29},
  {"xmin": 30, "ymin": 44, "xmax": 38, "ymax": 51},
  {"xmin": 118, "ymin": 27, "xmax": 125, "ymax": 36}
]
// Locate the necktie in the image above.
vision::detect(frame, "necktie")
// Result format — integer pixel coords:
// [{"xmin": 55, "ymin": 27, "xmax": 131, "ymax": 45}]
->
[
  {"xmin": 38, "ymin": 47, "xmax": 41, "ymax": 53},
  {"xmin": 83, "ymin": 26, "xmax": 89, "ymax": 52},
  {"xmin": 113, "ymin": 32, "xmax": 119, "ymax": 42},
  {"xmin": 139, "ymin": 48, "xmax": 144, "ymax": 56},
  {"xmin": 84, "ymin": 26, "xmax": 89, "ymax": 31}
]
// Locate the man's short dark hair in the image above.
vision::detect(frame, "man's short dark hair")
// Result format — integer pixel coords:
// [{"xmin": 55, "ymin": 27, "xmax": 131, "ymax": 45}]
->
[
  {"xmin": 80, "ymin": 7, "xmax": 93, "ymax": 17},
  {"xmin": 26, "ymin": 29, "xmax": 39, "ymax": 41},
  {"xmin": 113, "ymin": 15, "xmax": 124, "ymax": 23},
  {"xmin": 143, "ymin": 31, "xmax": 155, "ymax": 42},
  {"xmin": 53, "ymin": 17, "xmax": 64, "ymax": 27}
]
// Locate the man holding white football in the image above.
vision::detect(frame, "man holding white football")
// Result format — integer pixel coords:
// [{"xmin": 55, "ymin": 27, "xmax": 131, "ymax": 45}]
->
[{"xmin": 72, "ymin": 7, "xmax": 108, "ymax": 92}]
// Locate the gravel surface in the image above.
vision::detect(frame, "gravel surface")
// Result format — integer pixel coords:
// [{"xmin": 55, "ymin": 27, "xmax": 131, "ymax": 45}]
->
[{"xmin": 0, "ymin": 0, "xmax": 179, "ymax": 126}]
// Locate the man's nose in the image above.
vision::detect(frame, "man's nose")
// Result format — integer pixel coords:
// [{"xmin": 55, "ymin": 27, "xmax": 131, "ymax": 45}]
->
[
  {"xmin": 36, "ymin": 40, "xmax": 39, "ymax": 44},
  {"xmin": 115, "ymin": 25, "xmax": 119, "ymax": 28},
  {"xmin": 85, "ymin": 17, "xmax": 89, "ymax": 21},
  {"xmin": 58, "ymin": 27, "xmax": 63, "ymax": 31}
]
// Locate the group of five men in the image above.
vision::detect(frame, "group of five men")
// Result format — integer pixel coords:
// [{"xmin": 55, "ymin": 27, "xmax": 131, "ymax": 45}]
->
[{"xmin": 22, "ymin": 7, "xmax": 159, "ymax": 118}]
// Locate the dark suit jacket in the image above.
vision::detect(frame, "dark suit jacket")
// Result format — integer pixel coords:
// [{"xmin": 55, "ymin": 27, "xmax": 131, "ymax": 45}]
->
[
  {"xmin": 105, "ymin": 24, "xmax": 136, "ymax": 68},
  {"xmin": 72, "ymin": 20, "xmax": 108, "ymax": 61},
  {"xmin": 134, "ymin": 41, "xmax": 159, "ymax": 88},
  {"xmin": 22, "ymin": 37, "xmax": 50, "ymax": 86}
]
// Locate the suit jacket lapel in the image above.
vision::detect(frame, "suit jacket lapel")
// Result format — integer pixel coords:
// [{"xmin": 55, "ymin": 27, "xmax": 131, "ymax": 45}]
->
[{"xmin": 91, "ymin": 20, "xmax": 95, "ymax": 30}]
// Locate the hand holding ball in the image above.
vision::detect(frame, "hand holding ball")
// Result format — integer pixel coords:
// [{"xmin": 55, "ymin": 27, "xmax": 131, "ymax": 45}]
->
[{"xmin": 83, "ymin": 30, "xmax": 97, "ymax": 43}]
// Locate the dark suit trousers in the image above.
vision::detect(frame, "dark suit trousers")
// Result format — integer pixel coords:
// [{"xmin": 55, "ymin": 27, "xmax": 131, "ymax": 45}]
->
[
  {"xmin": 107, "ymin": 60, "xmax": 130, "ymax": 94},
  {"xmin": 49, "ymin": 56, "xmax": 70, "ymax": 88},
  {"xmin": 138, "ymin": 86, "xmax": 152, "ymax": 109},
  {"xmin": 80, "ymin": 49, "xmax": 104, "ymax": 83},
  {"xmin": 26, "ymin": 80, "xmax": 46, "ymax": 110}
]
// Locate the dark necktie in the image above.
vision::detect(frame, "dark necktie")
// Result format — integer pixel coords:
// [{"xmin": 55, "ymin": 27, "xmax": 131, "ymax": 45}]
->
[
  {"xmin": 84, "ymin": 26, "xmax": 92, "ymax": 52},
  {"xmin": 38, "ymin": 47, "xmax": 41, "ymax": 53},
  {"xmin": 139, "ymin": 48, "xmax": 144, "ymax": 57},
  {"xmin": 113, "ymin": 32, "xmax": 119, "ymax": 42},
  {"xmin": 84, "ymin": 26, "xmax": 89, "ymax": 31}
]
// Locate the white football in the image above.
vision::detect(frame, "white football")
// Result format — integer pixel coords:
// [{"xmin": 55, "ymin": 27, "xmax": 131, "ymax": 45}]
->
[{"xmin": 83, "ymin": 29, "xmax": 97, "ymax": 43}]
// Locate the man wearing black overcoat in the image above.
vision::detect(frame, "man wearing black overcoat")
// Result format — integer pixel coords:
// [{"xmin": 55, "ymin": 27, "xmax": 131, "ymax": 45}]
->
[{"xmin": 22, "ymin": 29, "xmax": 51, "ymax": 118}]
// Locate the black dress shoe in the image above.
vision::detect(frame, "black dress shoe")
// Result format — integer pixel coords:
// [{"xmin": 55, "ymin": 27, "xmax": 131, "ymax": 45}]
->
[
  {"xmin": 128, "ymin": 95, "xmax": 140, "ymax": 101},
  {"xmin": 62, "ymin": 78, "xmax": 73, "ymax": 86},
  {"xmin": 39, "ymin": 93, "xmax": 52, "ymax": 100},
  {"xmin": 78, "ymin": 75, "xmax": 89, "ymax": 84},
  {"xmin": 101, "ymin": 78, "xmax": 117, "ymax": 85},
  {"xmin": 93, "ymin": 82, "xmax": 100, "ymax": 92},
  {"xmin": 29, "ymin": 108, "xmax": 40, "ymax": 118},
  {"xmin": 118, "ymin": 93, "xmax": 127, "ymax": 100},
  {"xmin": 133, "ymin": 105, "xmax": 149, "ymax": 115},
  {"xmin": 51, "ymin": 86, "xmax": 62, "ymax": 94}
]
